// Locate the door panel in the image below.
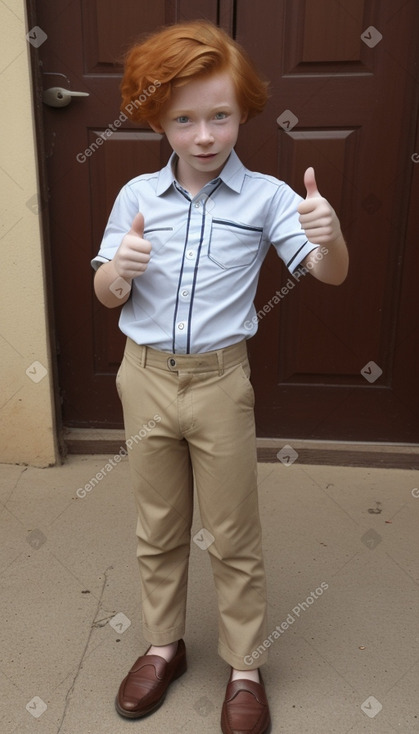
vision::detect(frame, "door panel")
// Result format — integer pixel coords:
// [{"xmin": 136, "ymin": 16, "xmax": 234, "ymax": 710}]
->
[
  {"xmin": 82, "ymin": 1, "xmax": 167, "ymax": 70},
  {"xmin": 284, "ymin": 0, "xmax": 372, "ymax": 69},
  {"xmin": 31, "ymin": 0, "xmax": 419, "ymax": 440}
]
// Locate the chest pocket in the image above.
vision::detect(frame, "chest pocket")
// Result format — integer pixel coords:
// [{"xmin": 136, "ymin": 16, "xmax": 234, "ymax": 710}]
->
[{"xmin": 208, "ymin": 218, "xmax": 263, "ymax": 269}]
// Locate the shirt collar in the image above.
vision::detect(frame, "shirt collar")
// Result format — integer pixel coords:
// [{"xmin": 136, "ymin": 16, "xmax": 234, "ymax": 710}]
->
[{"xmin": 155, "ymin": 149, "xmax": 246, "ymax": 196}]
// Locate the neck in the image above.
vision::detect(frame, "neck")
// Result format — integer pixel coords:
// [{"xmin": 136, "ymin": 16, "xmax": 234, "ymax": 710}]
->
[{"xmin": 175, "ymin": 157, "xmax": 222, "ymax": 197}]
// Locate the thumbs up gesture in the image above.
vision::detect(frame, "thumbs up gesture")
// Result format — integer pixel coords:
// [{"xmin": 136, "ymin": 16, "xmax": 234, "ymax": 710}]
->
[
  {"xmin": 297, "ymin": 168, "xmax": 341, "ymax": 245},
  {"xmin": 113, "ymin": 212, "xmax": 152, "ymax": 280}
]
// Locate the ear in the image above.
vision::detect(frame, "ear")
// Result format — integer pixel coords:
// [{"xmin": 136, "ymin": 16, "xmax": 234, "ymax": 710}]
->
[
  {"xmin": 240, "ymin": 110, "xmax": 248, "ymax": 124},
  {"xmin": 149, "ymin": 119, "xmax": 165, "ymax": 134}
]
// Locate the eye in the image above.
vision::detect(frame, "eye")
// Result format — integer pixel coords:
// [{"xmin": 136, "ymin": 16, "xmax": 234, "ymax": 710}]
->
[
  {"xmin": 214, "ymin": 112, "xmax": 228, "ymax": 120},
  {"xmin": 176, "ymin": 116, "xmax": 190, "ymax": 123}
]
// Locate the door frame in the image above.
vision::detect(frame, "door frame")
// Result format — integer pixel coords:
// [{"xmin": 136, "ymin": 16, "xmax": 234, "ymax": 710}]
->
[{"xmin": 27, "ymin": 0, "xmax": 66, "ymax": 459}]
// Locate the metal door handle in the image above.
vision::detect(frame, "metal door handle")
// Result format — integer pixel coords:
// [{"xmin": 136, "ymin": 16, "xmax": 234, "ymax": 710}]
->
[{"xmin": 43, "ymin": 86, "xmax": 90, "ymax": 108}]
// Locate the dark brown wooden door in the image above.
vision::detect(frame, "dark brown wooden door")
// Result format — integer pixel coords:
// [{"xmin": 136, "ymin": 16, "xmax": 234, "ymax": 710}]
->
[
  {"xmin": 31, "ymin": 0, "xmax": 419, "ymax": 441},
  {"xmin": 237, "ymin": 0, "xmax": 419, "ymax": 441}
]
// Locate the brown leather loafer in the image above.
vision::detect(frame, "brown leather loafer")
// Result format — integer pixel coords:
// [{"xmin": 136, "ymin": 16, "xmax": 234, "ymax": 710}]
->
[
  {"xmin": 221, "ymin": 669, "xmax": 271, "ymax": 734},
  {"xmin": 115, "ymin": 639, "xmax": 186, "ymax": 718}
]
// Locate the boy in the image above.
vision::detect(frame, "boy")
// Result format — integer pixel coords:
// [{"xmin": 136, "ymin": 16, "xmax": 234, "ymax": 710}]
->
[{"xmin": 92, "ymin": 20, "xmax": 348, "ymax": 734}]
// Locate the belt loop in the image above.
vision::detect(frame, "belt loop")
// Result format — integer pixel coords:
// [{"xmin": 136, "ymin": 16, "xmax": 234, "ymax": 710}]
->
[
  {"xmin": 216, "ymin": 349, "xmax": 224, "ymax": 376},
  {"xmin": 140, "ymin": 345, "xmax": 147, "ymax": 368}
]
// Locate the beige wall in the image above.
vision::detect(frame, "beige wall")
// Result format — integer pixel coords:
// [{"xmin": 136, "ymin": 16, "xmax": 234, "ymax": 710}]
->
[{"xmin": 0, "ymin": 1, "xmax": 58, "ymax": 466}]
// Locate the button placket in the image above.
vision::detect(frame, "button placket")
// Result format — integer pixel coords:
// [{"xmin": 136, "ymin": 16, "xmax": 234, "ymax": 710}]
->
[{"xmin": 173, "ymin": 201, "xmax": 206, "ymax": 352}]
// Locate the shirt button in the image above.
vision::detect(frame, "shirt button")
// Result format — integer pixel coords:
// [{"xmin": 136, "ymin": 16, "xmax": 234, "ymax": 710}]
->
[
  {"xmin": 177, "ymin": 322, "xmax": 185, "ymax": 330},
  {"xmin": 186, "ymin": 250, "xmax": 194, "ymax": 259},
  {"xmin": 194, "ymin": 202, "xmax": 200, "ymax": 208}
]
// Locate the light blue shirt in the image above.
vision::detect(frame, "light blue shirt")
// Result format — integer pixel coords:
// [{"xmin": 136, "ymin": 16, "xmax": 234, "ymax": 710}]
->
[{"xmin": 92, "ymin": 150, "xmax": 316, "ymax": 354}]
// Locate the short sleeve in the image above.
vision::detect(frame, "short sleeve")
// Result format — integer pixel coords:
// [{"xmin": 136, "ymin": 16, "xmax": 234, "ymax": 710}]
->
[
  {"xmin": 90, "ymin": 182, "xmax": 140, "ymax": 271},
  {"xmin": 265, "ymin": 182, "xmax": 318, "ymax": 273}
]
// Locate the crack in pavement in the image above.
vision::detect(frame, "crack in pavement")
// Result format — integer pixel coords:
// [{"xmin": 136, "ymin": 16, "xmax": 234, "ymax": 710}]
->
[{"xmin": 56, "ymin": 565, "xmax": 113, "ymax": 733}]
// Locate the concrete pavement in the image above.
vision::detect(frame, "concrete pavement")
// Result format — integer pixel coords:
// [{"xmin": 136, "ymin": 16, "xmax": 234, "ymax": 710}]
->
[{"xmin": 1, "ymin": 455, "xmax": 418, "ymax": 733}]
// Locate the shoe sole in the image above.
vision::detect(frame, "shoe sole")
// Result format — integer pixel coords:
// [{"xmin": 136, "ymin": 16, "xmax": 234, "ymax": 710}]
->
[
  {"xmin": 221, "ymin": 712, "xmax": 272, "ymax": 733},
  {"xmin": 115, "ymin": 659, "xmax": 187, "ymax": 719},
  {"xmin": 221, "ymin": 719, "xmax": 272, "ymax": 734}
]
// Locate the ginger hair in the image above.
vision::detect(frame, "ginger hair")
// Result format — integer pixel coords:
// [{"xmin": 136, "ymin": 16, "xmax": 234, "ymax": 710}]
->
[{"xmin": 120, "ymin": 20, "xmax": 269, "ymax": 126}]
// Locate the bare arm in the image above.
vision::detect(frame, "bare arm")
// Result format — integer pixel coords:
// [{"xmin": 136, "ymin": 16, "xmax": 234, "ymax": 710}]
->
[
  {"xmin": 94, "ymin": 259, "xmax": 132, "ymax": 308},
  {"xmin": 93, "ymin": 212, "xmax": 151, "ymax": 308},
  {"xmin": 298, "ymin": 167, "xmax": 349, "ymax": 285}
]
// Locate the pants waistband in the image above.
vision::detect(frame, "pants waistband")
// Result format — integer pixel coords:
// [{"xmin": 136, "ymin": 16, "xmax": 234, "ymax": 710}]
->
[{"xmin": 124, "ymin": 338, "xmax": 248, "ymax": 375}]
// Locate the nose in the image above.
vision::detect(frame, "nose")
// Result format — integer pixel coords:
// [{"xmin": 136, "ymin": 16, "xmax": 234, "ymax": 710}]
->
[{"xmin": 195, "ymin": 122, "xmax": 214, "ymax": 145}]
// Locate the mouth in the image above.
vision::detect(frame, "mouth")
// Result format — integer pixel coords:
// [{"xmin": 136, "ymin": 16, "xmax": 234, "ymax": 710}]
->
[{"xmin": 195, "ymin": 153, "xmax": 217, "ymax": 159}]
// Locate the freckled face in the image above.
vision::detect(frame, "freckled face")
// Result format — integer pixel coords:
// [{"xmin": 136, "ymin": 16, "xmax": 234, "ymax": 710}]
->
[{"xmin": 151, "ymin": 71, "xmax": 247, "ymax": 189}]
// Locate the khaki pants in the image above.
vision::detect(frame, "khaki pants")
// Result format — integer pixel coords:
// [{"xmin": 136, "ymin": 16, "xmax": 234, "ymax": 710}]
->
[{"xmin": 116, "ymin": 337, "xmax": 268, "ymax": 670}]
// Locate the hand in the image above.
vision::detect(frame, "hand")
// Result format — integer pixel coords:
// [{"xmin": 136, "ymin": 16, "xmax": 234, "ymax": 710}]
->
[
  {"xmin": 297, "ymin": 168, "xmax": 342, "ymax": 245},
  {"xmin": 112, "ymin": 212, "xmax": 151, "ymax": 280}
]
